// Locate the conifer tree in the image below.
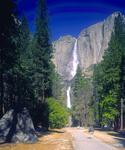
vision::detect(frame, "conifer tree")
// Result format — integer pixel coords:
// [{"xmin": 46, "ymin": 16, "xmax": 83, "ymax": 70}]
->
[
  {"xmin": 27, "ymin": 0, "xmax": 53, "ymax": 128},
  {"xmin": 16, "ymin": 15, "xmax": 33, "ymax": 108},
  {"xmin": 32, "ymin": 0, "xmax": 53, "ymax": 102},
  {"xmin": 0, "ymin": 0, "xmax": 19, "ymax": 116},
  {"xmin": 19, "ymin": 16, "xmax": 30, "ymax": 63},
  {"xmin": 93, "ymin": 14, "xmax": 125, "ymax": 128}
]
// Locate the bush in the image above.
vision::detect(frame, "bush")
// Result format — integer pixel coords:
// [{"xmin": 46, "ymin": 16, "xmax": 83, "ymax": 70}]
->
[
  {"xmin": 100, "ymin": 94, "xmax": 119, "ymax": 127},
  {"xmin": 47, "ymin": 98, "xmax": 69, "ymax": 128}
]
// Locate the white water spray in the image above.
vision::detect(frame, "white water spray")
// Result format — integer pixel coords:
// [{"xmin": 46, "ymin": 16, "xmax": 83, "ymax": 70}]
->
[
  {"xmin": 66, "ymin": 39, "xmax": 79, "ymax": 109},
  {"xmin": 70, "ymin": 39, "xmax": 79, "ymax": 78},
  {"xmin": 67, "ymin": 86, "xmax": 71, "ymax": 108}
]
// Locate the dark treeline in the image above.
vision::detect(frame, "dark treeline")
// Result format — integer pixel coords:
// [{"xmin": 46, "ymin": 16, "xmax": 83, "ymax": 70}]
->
[
  {"xmin": 0, "ymin": 0, "xmax": 68, "ymax": 129},
  {"xmin": 92, "ymin": 14, "xmax": 125, "ymax": 129}
]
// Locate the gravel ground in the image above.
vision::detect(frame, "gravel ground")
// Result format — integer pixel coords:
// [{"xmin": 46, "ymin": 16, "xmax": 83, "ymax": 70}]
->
[
  {"xmin": 0, "ymin": 129, "xmax": 73, "ymax": 150},
  {"xmin": 66, "ymin": 128, "xmax": 118, "ymax": 150},
  {"xmin": 0, "ymin": 128, "xmax": 123, "ymax": 150}
]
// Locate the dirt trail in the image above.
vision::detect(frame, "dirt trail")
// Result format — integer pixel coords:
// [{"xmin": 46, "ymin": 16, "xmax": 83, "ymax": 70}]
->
[{"xmin": 66, "ymin": 128, "xmax": 118, "ymax": 150}]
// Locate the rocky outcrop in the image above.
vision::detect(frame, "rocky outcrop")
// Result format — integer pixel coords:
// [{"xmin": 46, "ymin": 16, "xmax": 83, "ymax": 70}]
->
[
  {"xmin": 53, "ymin": 12, "xmax": 125, "ymax": 79},
  {"xmin": 0, "ymin": 108, "xmax": 37, "ymax": 143},
  {"xmin": 77, "ymin": 12, "xmax": 121, "ymax": 71},
  {"xmin": 53, "ymin": 35, "xmax": 76, "ymax": 80}
]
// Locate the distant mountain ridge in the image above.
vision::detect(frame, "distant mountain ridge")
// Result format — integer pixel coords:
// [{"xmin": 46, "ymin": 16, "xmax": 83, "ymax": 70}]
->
[{"xmin": 52, "ymin": 12, "xmax": 125, "ymax": 80}]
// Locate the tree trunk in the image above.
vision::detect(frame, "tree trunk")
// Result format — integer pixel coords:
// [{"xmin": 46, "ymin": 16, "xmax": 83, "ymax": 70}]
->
[{"xmin": 0, "ymin": 72, "xmax": 4, "ymax": 117}]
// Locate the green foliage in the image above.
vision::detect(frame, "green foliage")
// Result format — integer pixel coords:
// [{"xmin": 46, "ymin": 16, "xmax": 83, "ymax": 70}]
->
[
  {"xmin": 93, "ymin": 14, "xmax": 125, "ymax": 128},
  {"xmin": 21, "ymin": 0, "xmax": 54, "ymax": 128},
  {"xmin": 0, "ymin": 0, "xmax": 19, "ymax": 71},
  {"xmin": 51, "ymin": 70, "xmax": 65, "ymax": 103},
  {"xmin": 72, "ymin": 67, "xmax": 93, "ymax": 126},
  {"xmin": 47, "ymin": 98, "xmax": 69, "ymax": 128},
  {"xmin": 0, "ymin": 0, "xmax": 54, "ymax": 130},
  {"xmin": 0, "ymin": 0, "xmax": 20, "ymax": 116},
  {"xmin": 100, "ymin": 94, "xmax": 119, "ymax": 126},
  {"xmin": 31, "ymin": 0, "xmax": 53, "ymax": 102}
]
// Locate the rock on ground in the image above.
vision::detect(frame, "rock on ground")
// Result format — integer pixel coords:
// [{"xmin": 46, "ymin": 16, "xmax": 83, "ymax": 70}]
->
[{"xmin": 0, "ymin": 108, "xmax": 37, "ymax": 143}]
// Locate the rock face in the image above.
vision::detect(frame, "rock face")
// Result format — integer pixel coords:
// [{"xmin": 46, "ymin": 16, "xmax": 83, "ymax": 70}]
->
[
  {"xmin": 77, "ymin": 12, "xmax": 120, "ymax": 71},
  {"xmin": 53, "ymin": 12, "xmax": 125, "ymax": 79},
  {"xmin": 53, "ymin": 35, "xmax": 76, "ymax": 80},
  {"xmin": 0, "ymin": 108, "xmax": 37, "ymax": 143}
]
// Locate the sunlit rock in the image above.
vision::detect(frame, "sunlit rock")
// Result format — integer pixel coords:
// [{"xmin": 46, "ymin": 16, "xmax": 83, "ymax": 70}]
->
[
  {"xmin": 53, "ymin": 12, "xmax": 125, "ymax": 78},
  {"xmin": 0, "ymin": 108, "xmax": 37, "ymax": 143}
]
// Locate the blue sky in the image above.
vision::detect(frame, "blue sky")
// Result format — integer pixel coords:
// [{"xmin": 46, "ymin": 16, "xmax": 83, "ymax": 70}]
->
[{"xmin": 18, "ymin": 0, "xmax": 125, "ymax": 40}]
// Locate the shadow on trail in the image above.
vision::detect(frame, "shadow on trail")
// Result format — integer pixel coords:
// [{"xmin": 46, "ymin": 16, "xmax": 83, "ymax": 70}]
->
[
  {"xmin": 108, "ymin": 132, "xmax": 125, "ymax": 148},
  {"xmin": 108, "ymin": 131, "xmax": 125, "ymax": 138},
  {"xmin": 49, "ymin": 130, "xmax": 65, "ymax": 133},
  {"xmin": 113, "ymin": 137, "xmax": 125, "ymax": 148},
  {"xmin": 35, "ymin": 127, "xmax": 65, "ymax": 138},
  {"xmin": 96, "ymin": 128, "xmax": 125, "ymax": 148},
  {"xmin": 95, "ymin": 128, "xmax": 113, "ymax": 132}
]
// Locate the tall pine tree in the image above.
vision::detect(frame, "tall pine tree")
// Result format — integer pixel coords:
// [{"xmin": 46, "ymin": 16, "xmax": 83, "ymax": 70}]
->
[
  {"xmin": 93, "ymin": 13, "xmax": 125, "ymax": 128},
  {"xmin": 32, "ymin": 0, "xmax": 53, "ymax": 102},
  {"xmin": 0, "ymin": 0, "xmax": 19, "ymax": 116}
]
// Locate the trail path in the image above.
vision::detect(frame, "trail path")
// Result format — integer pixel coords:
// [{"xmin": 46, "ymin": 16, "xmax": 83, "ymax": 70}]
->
[
  {"xmin": 0, "ymin": 128, "xmax": 121, "ymax": 150},
  {"xmin": 66, "ymin": 128, "xmax": 118, "ymax": 150}
]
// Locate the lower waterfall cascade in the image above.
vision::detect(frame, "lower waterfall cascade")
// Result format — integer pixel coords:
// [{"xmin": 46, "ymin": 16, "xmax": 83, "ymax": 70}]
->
[{"xmin": 67, "ymin": 86, "xmax": 71, "ymax": 108}]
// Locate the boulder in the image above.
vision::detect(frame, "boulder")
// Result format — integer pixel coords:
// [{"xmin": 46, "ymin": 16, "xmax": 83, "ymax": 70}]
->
[{"xmin": 0, "ymin": 108, "xmax": 38, "ymax": 143}]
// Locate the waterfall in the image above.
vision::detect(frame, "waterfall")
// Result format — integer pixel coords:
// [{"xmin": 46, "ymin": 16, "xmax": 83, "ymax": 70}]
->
[
  {"xmin": 66, "ymin": 39, "xmax": 79, "ymax": 109},
  {"xmin": 67, "ymin": 86, "xmax": 71, "ymax": 108},
  {"xmin": 70, "ymin": 39, "xmax": 79, "ymax": 78}
]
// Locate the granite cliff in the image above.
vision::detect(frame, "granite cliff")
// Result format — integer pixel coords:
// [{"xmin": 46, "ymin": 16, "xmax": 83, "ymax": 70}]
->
[{"xmin": 53, "ymin": 12, "xmax": 125, "ymax": 80}]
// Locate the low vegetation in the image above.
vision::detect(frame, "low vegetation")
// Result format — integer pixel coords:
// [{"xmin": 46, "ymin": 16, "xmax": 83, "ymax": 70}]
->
[{"xmin": 47, "ymin": 98, "xmax": 69, "ymax": 128}]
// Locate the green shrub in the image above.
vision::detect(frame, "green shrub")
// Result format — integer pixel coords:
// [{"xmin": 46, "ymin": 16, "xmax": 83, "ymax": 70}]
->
[{"xmin": 47, "ymin": 98, "xmax": 69, "ymax": 128}]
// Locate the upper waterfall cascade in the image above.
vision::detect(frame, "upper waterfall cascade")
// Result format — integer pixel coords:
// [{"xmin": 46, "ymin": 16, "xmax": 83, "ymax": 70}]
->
[{"xmin": 70, "ymin": 39, "xmax": 79, "ymax": 79}]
